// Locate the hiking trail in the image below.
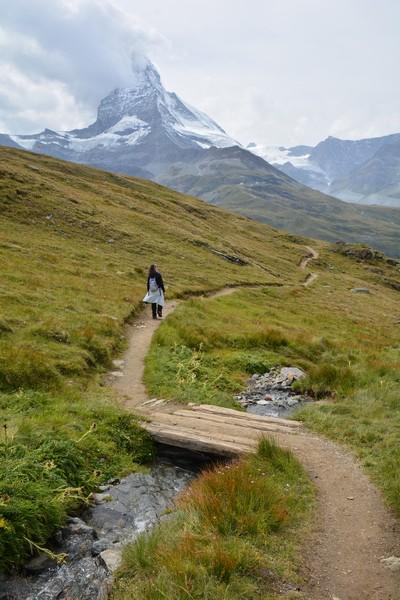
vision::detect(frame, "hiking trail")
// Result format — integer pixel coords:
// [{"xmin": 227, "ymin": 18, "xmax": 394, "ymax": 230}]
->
[{"xmin": 110, "ymin": 247, "xmax": 400, "ymax": 599}]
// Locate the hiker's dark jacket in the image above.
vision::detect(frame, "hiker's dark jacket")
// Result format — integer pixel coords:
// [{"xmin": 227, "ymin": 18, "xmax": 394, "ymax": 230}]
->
[{"xmin": 147, "ymin": 272, "xmax": 165, "ymax": 293}]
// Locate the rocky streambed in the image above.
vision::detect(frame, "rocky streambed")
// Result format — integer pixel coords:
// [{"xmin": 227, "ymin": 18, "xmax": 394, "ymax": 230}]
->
[
  {"xmin": 235, "ymin": 366, "xmax": 310, "ymax": 417},
  {"xmin": 1, "ymin": 463, "xmax": 194, "ymax": 600}
]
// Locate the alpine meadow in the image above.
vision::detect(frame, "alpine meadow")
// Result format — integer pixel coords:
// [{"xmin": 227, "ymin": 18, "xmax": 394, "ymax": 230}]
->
[{"xmin": 1, "ymin": 145, "xmax": 400, "ymax": 598}]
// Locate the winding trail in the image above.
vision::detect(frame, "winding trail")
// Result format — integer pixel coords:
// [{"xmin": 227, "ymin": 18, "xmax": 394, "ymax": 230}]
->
[
  {"xmin": 300, "ymin": 245, "xmax": 319, "ymax": 287},
  {"xmin": 111, "ymin": 248, "xmax": 400, "ymax": 599}
]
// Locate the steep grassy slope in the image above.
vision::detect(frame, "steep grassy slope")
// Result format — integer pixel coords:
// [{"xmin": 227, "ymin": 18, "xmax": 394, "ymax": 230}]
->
[
  {"xmin": 0, "ymin": 147, "xmax": 310, "ymax": 570},
  {"xmin": 0, "ymin": 146, "xmax": 310, "ymax": 390},
  {"xmin": 158, "ymin": 146, "xmax": 400, "ymax": 257}
]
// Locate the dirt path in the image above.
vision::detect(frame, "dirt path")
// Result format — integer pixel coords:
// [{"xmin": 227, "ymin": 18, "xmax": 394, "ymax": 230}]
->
[
  {"xmin": 275, "ymin": 430, "xmax": 400, "ymax": 599},
  {"xmin": 300, "ymin": 245, "xmax": 319, "ymax": 287},
  {"xmin": 110, "ymin": 249, "xmax": 400, "ymax": 599},
  {"xmin": 112, "ymin": 287, "xmax": 239, "ymax": 410}
]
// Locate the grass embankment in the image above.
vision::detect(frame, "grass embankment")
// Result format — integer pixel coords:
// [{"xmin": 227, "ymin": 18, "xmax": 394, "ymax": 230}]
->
[
  {"xmin": 113, "ymin": 439, "xmax": 313, "ymax": 600},
  {"xmin": 0, "ymin": 148, "xmax": 307, "ymax": 570},
  {"xmin": 145, "ymin": 247, "xmax": 400, "ymax": 513}
]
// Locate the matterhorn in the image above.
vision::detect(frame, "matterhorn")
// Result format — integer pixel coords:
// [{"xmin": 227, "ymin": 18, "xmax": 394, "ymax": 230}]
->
[{"xmin": 1, "ymin": 59, "xmax": 238, "ymax": 179}]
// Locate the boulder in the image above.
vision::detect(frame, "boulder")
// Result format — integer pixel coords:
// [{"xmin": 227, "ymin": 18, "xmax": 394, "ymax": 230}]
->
[{"xmin": 99, "ymin": 549, "xmax": 122, "ymax": 573}]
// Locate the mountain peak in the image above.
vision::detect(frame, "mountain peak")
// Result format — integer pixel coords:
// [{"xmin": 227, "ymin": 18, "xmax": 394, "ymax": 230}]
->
[
  {"xmin": 4, "ymin": 56, "xmax": 238, "ymax": 167},
  {"xmin": 130, "ymin": 58, "xmax": 162, "ymax": 91}
]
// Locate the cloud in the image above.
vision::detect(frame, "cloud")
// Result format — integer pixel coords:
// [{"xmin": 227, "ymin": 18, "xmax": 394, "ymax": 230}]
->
[
  {"xmin": 0, "ymin": 0, "xmax": 165, "ymax": 133},
  {"xmin": 1, "ymin": 0, "xmax": 399, "ymax": 144}
]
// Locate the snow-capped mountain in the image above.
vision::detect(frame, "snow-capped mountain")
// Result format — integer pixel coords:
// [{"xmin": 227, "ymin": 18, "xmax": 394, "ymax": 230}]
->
[
  {"xmin": 2, "ymin": 58, "xmax": 399, "ymax": 255},
  {"xmin": 1, "ymin": 60, "xmax": 238, "ymax": 178},
  {"xmin": 249, "ymin": 133, "xmax": 400, "ymax": 207}
]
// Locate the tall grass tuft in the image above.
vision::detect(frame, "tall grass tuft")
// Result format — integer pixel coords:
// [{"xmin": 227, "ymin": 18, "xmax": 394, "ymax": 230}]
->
[{"xmin": 113, "ymin": 438, "xmax": 314, "ymax": 599}]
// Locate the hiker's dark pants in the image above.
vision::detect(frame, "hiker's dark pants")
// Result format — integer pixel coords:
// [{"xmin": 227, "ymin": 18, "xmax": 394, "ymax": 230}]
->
[{"xmin": 152, "ymin": 303, "xmax": 163, "ymax": 318}]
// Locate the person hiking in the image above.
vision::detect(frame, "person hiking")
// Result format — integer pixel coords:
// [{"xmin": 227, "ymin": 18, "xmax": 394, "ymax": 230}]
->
[{"xmin": 143, "ymin": 264, "xmax": 165, "ymax": 319}]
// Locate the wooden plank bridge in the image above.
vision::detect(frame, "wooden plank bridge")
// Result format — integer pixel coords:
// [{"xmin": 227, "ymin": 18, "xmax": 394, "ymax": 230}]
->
[{"xmin": 136, "ymin": 400, "xmax": 302, "ymax": 457}]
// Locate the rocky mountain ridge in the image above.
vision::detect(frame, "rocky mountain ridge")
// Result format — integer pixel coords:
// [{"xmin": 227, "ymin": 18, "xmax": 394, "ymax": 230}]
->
[{"xmin": 251, "ymin": 133, "xmax": 400, "ymax": 207}]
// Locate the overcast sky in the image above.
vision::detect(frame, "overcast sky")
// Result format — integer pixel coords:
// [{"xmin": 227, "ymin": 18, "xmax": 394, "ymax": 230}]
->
[{"xmin": 1, "ymin": 0, "xmax": 399, "ymax": 146}]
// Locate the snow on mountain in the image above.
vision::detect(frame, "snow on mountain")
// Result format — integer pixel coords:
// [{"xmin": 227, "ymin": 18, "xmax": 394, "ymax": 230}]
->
[
  {"xmin": 246, "ymin": 142, "xmax": 330, "ymax": 189},
  {"xmin": 246, "ymin": 133, "xmax": 400, "ymax": 206},
  {"xmin": 247, "ymin": 142, "xmax": 315, "ymax": 170},
  {"xmin": 8, "ymin": 60, "xmax": 238, "ymax": 156}
]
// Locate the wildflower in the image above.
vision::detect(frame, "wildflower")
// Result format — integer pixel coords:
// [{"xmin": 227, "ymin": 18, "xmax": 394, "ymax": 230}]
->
[{"xmin": 44, "ymin": 460, "xmax": 56, "ymax": 470}]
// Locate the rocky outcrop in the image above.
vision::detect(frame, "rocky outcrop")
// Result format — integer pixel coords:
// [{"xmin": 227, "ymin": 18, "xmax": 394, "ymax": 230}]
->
[{"xmin": 235, "ymin": 367, "xmax": 309, "ymax": 417}]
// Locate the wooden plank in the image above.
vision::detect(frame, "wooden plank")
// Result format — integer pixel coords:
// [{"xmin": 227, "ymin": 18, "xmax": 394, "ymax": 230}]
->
[
  {"xmin": 144, "ymin": 424, "xmax": 254, "ymax": 456},
  {"xmin": 148, "ymin": 412, "xmax": 263, "ymax": 445},
  {"xmin": 172, "ymin": 409, "xmax": 300, "ymax": 435},
  {"xmin": 191, "ymin": 404, "xmax": 301, "ymax": 428}
]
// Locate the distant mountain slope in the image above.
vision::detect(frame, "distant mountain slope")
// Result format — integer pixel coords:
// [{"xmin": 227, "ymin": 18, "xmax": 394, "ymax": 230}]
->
[
  {"xmin": 251, "ymin": 133, "xmax": 400, "ymax": 208},
  {"xmin": 157, "ymin": 145, "xmax": 400, "ymax": 257},
  {"xmin": 331, "ymin": 140, "xmax": 400, "ymax": 206},
  {"xmin": 1, "ymin": 62, "xmax": 399, "ymax": 254}
]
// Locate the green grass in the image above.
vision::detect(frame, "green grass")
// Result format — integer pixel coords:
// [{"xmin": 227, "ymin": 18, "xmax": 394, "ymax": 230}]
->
[
  {"xmin": 0, "ymin": 147, "xmax": 312, "ymax": 570},
  {"xmin": 1, "ymin": 146, "xmax": 399, "ymax": 583},
  {"xmin": 145, "ymin": 249, "xmax": 400, "ymax": 513},
  {"xmin": 112, "ymin": 439, "xmax": 314, "ymax": 600},
  {"xmin": 0, "ymin": 384, "xmax": 153, "ymax": 571}
]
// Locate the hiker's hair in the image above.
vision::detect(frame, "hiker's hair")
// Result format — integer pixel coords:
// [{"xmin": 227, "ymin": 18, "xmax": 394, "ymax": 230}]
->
[{"xmin": 148, "ymin": 264, "xmax": 157, "ymax": 277}]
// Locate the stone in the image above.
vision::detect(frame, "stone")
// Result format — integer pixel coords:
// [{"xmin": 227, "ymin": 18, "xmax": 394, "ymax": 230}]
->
[
  {"xmin": 91, "ymin": 539, "xmax": 111, "ymax": 556},
  {"xmin": 110, "ymin": 370, "xmax": 123, "ymax": 377},
  {"xmin": 97, "ymin": 485, "xmax": 110, "ymax": 492},
  {"xmin": 380, "ymin": 556, "xmax": 400, "ymax": 572},
  {"xmin": 24, "ymin": 553, "xmax": 56, "ymax": 574},
  {"xmin": 351, "ymin": 287, "xmax": 370, "ymax": 294},
  {"xmin": 92, "ymin": 492, "xmax": 113, "ymax": 505},
  {"xmin": 279, "ymin": 367, "xmax": 305, "ymax": 381},
  {"xmin": 99, "ymin": 548, "xmax": 122, "ymax": 573},
  {"xmin": 286, "ymin": 397, "xmax": 300, "ymax": 407},
  {"xmin": 66, "ymin": 517, "xmax": 95, "ymax": 537},
  {"xmin": 106, "ymin": 477, "xmax": 120, "ymax": 486},
  {"xmin": 112, "ymin": 359, "xmax": 125, "ymax": 368},
  {"xmin": 256, "ymin": 399, "xmax": 270, "ymax": 405}
]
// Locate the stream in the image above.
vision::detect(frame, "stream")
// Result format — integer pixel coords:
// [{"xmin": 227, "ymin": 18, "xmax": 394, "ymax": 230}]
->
[
  {"xmin": 236, "ymin": 367, "xmax": 311, "ymax": 417},
  {"xmin": 1, "ymin": 366, "xmax": 308, "ymax": 599},
  {"xmin": 1, "ymin": 461, "xmax": 195, "ymax": 600}
]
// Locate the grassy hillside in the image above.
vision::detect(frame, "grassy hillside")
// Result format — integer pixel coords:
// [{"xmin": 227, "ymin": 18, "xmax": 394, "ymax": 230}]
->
[
  {"xmin": 158, "ymin": 146, "xmax": 400, "ymax": 257},
  {"xmin": 0, "ymin": 147, "xmax": 315, "ymax": 388},
  {"xmin": 0, "ymin": 147, "xmax": 312, "ymax": 570},
  {"xmin": 145, "ymin": 246, "xmax": 400, "ymax": 513},
  {"xmin": 2, "ymin": 147, "xmax": 399, "ymax": 596}
]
